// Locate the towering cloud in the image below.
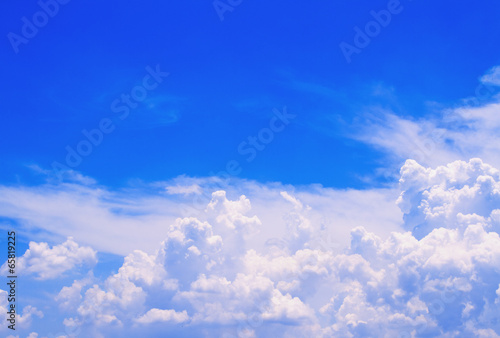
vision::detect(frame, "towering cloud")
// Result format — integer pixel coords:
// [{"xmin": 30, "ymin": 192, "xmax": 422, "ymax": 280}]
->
[{"xmin": 3, "ymin": 159, "xmax": 500, "ymax": 336}]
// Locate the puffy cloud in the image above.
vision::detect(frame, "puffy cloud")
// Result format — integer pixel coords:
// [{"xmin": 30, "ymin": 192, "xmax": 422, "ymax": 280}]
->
[
  {"xmin": 1, "ymin": 237, "xmax": 96, "ymax": 280},
  {"xmin": 278, "ymin": 191, "xmax": 313, "ymax": 252},
  {"xmin": 57, "ymin": 191, "xmax": 316, "ymax": 335},
  {"xmin": 56, "ymin": 276, "xmax": 92, "ymax": 310},
  {"xmin": 134, "ymin": 308, "xmax": 189, "ymax": 324},
  {"xmin": 313, "ymin": 184, "xmax": 500, "ymax": 336},
  {"xmin": 157, "ymin": 216, "xmax": 224, "ymax": 286},
  {"xmin": 244, "ymin": 248, "xmax": 333, "ymax": 296},
  {"xmin": 261, "ymin": 290, "xmax": 315, "ymax": 322},
  {"xmin": 64, "ymin": 251, "xmax": 163, "ymax": 329},
  {"xmin": 206, "ymin": 190, "xmax": 262, "ymax": 234},
  {"xmin": 75, "ymin": 273, "xmax": 147, "ymax": 327},
  {"xmin": 7, "ymin": 65, "xmax": 500, "ymax": 337},
  {"xmin": 115, "ymin": 250, "xmax": 169, "ymax": 287},
  {"xmin": 0, "ymin": 171, "xmax": 400, "ymax": 257},
  {"xmin": 18, "ymin": 306, "xmax": 44, "ymax": 327},
  {"xmin": 177, "ymin": 272, "xmax": 315, "ymax": 326},
  {"xmin": 398, "ymin": 158, "xmax": 500, "ymax": 238},
  {"xmin": 0, "ymin": 290, "xmax": 11, "ymax": 330},
  {"xmin": 10, "ymin": 156, "xmax": 500, "ymax": 336},
  {"xmin": 0, "ymin": 289, "xmax": 44, "ymax": 331}
]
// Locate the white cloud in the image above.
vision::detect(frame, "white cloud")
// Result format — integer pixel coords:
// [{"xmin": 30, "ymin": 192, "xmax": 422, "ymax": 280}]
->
[
  {"xmin": 206, "ymin": 190, "xmax": 262, "ymax": 233},
  {"xmin": 56, "ymin": 276, "xmax": 93, "ymax": 310},
  {"xmin": 1, "ymin": 289, "xmax": 44, "ymax": 331},
  {"xmin": 115, "ymin": 250, "xmax": 168, "ymax": 287},
  {"xmin": 18, "ymin": 306, "xmax": 44, "ymax": 327},
  {"xmin": 398, "ymin": 158, "xmax": 500, "ymax": 238},
  {"xmin": 9, "ymin": 127, "xmax": 500, "ymax": 336},
  {"xmin": 165, "ymin": 184, "xmax": 202, "ymax": 195},
  {"xmin": 7, "ymin": 94, "xmax": 500, "ymax": 337},
  {"xmin": 0, "ymin": 171, "xmax": 401, "ymax": 257},
  {"xmin": 54, "ymin": 191, "xmax": 319, "ymax": 335},
  {"xmin": 18, "ymin": 161, "xmax": 500, "ymax": 336},
  {"xmin": 134, "ymin": 308, "xmax": 188, "ymax": 324},
  {"xmin": 353, "ymin": 94, "xmax": 500, "ymax": 172},
  {"xmin": 0, "ymin": 181, "xmax": 184, "ymax": 256},
  {"xmin": 1, "ymin": 237, "xmax": 96, "ymax": 280},
  {"xmin": 354, "ymin": 110, "xmax": 456, "ymax": 168},
  {"xmin": 0, "ymin": 175, "xmax": 399, "ymax": 336},
  {"xmin": 261, "ymin": 289, "xmax": 315, "ymax": 321},
  {"xmin": 481, "ymin": 65, "xmax": 500, "ymax": 87}
]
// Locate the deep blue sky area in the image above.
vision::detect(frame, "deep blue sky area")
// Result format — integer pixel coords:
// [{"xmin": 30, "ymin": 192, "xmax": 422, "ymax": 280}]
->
[{"xmin": 2, "ymin": 0, "xmax": 500, "ymax": 188}]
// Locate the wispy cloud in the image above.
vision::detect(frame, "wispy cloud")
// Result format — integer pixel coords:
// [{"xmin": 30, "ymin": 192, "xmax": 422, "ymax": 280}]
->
[{"xmin": 350, "ymin": 66, "xmax": 500, "ymax": 175}]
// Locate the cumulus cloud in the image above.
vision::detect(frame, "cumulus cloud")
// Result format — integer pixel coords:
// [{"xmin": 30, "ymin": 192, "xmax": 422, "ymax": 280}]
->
[
  {"xmin": 0, "ymin": 169, "xmax": 401, "ymax": 257},
  {"xmin": 0, "ymin": 289, "xmax": 43, "ymax": 332},
  {"xmin": 1, "ymin": 237, "xmax": 96, "ymax": 280},
  {"xmin": 8, "ymin": 129, "xmax": 500, "ymax": 337},
  {"xmin": 398, "ymin": 158, "xmax": 500, "ymax": 238},
  {"xmin": 134, "ymin": 308, "xmax": 189, "ymax": 324},
  {"xmin": 43, "ymin": 158, "xmax": 500, "ymax": 337},
  {"xmin": 311, "ymin": 159, "xmax": 500, "ymax": 336},
  {"xmin": 18, "ymin": 306, "xmax": 44, "ymax": 327},
  {"xmin": 52, "ymin": 191, "xmax": 317, "ymax": 336},
  {"xmin": 178, "ymin": 273, "xmax": 315, "ymax": 326},
  {"xmin": 205, "ymin": 190, "xmax": 262, "ymax": 233},
  {"xmin": 56, "ymin": 276, "xmax": 93, "ymax": 310},
  {"xmin": 73, "ymin": 260, "xmax": 152, "ymax": 327}
]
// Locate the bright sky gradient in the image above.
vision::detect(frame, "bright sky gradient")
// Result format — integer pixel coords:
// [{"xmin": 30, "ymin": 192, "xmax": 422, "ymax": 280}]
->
[{"xmin": 2, "ymin": 0, "xmax": 500, "ymax": 337}]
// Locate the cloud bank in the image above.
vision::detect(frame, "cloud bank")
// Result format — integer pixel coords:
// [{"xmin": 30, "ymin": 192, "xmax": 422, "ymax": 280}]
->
[
  {"xmin": 3, "ymin": 158, "xmax": 500, "ymax": 337},
  {"xmin": 4, "ymin": 71, "xmax": 500, "ymax": 336}
]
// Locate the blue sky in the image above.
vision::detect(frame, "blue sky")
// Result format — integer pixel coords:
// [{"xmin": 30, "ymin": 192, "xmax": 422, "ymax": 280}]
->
[
  {"xmin": 2, "ymin": 0, "xmax": 499, "ymax": 189},
  {"xmin": 3, "ymin": 1, "xmax": 500, "ymax": 337}
]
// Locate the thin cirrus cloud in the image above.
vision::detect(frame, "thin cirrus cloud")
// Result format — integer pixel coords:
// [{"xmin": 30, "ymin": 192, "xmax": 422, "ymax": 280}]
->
[
  {"xmin": 5, "ymin": 0, "xmax": 500, "ymax": 335},
  {"xmin": 0, "ymin": 165, "xmax": 402, "ymax": 257},
  {"xmin": 481, "ymin": 65, "xmax": 500, "ymax": 87},
  {"xmin": 351, "ymin": 65, "xmax": 500, "ymax": 173}
]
